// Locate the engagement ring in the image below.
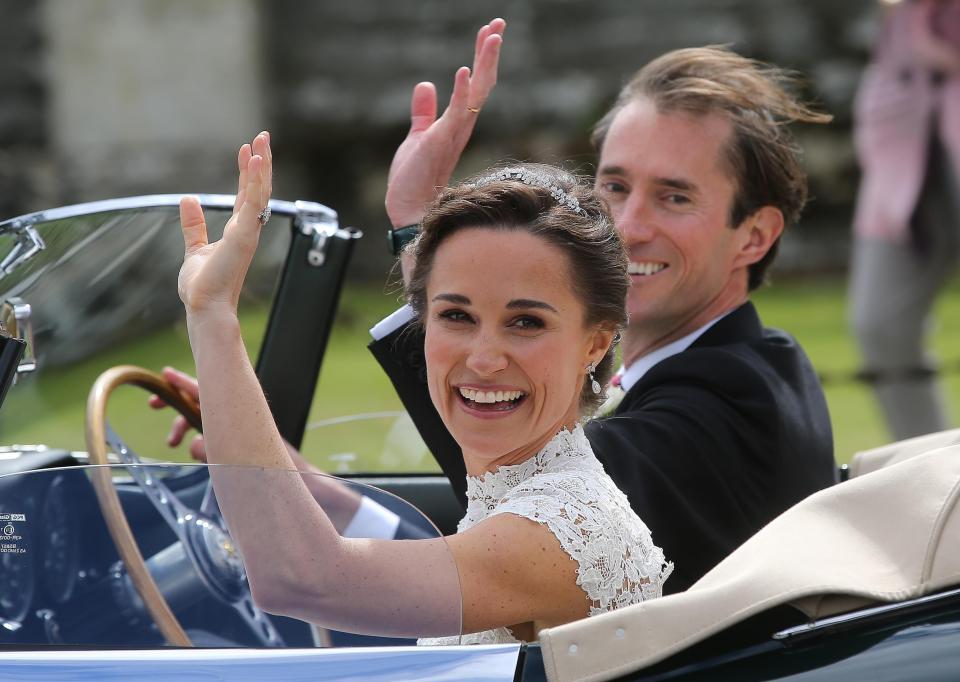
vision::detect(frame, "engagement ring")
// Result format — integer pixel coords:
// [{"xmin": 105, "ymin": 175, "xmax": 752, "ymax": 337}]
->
[{"xmin": 257, "ymin": 207, "xmax": 271, "ymax": 225}]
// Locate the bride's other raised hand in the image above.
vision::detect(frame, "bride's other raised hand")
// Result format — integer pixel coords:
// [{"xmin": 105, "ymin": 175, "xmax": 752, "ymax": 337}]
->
[
  {"xmin": 384, "ymin": 18, "xmax": 505, "ymax": 230},
  {"xmin": 178, "ymin": 131, "xmax": 273, "ymax": 318}
]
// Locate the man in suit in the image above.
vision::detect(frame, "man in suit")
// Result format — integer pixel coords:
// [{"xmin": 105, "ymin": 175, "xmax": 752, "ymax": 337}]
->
[{"xmin": 372, "ymin": 31, "xmax": 837, "ymax": 592}]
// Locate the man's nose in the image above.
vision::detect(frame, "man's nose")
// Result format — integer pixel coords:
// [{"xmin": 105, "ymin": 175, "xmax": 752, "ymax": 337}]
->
[
  {"xmin": 616, "ymin": 195, "xmax": 656, "ymax": 243},
  {"xmin": 465, "ymin": 334, "xmax": 509, "ymax": 376}
]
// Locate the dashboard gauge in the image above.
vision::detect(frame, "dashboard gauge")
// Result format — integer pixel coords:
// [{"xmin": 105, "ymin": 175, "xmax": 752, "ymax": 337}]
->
[
  {"xmin": 0, "ymin": 514, "xmax": 33, "ymax": 624},
  {"xmin": 40, "ymin": 476, "xmax": 79, "ymax": 603}
]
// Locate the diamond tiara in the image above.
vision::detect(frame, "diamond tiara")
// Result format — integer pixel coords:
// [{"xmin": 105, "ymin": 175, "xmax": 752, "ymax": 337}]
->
[{"xmin": 473, "ymin": 167, "xmax": 588, "ymax": 217}]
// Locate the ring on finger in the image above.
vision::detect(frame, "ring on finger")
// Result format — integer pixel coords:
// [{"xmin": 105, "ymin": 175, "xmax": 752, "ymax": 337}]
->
[
  {"xmin": 466, "ymin": 105, "xmax": 481, "ymax": 113},
  {"xmin": 257, "ymin": 207, "xmax": 272, "ymax": 225}
]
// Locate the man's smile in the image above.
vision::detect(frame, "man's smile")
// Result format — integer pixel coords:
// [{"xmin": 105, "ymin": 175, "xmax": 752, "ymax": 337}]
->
[{"xmin": 628, "ymin": 261, "xmax": 668, "ymax": 277}]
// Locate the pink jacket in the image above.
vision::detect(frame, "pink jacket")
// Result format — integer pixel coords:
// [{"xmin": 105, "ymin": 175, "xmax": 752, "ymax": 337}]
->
[{"xmin": 853, "ymin": 0, "xmax": 960, "ymax": 241}]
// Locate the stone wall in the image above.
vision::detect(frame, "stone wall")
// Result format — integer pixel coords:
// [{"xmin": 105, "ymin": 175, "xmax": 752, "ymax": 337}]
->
[
  {"xmin": 0, "ymin": 0, "xmax": 50, "ymax": 220},
  {"xmin": 42, "ymin": 0, "xmax": 264, "ymax": 202},
  {"xmin": 266, "ymin": 0, "xmax": 877, "ymax": 278},
  {"xmin": 2, "ymin": 0, "xmax": 882, "ymax": 279}
]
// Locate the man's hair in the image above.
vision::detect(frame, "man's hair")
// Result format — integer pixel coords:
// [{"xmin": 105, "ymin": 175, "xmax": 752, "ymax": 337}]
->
[
  {"xmin": 406, "ymin": 163, "xmax": 629, "ymax": 414},
  {"xmin": 592, "ymin": 46, "xmax": 832, "ymax": 290}
]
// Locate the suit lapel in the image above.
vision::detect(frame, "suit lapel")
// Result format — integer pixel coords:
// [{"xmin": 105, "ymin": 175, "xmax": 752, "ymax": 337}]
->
[{"xmin": 611, "ymin": 302, "xmax": 762, "ymax": 415}]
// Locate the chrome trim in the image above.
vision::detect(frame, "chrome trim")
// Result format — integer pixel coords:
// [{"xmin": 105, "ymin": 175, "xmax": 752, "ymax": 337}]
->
[
  {"xmin": 0, "ymin": 446, "xmax": 126, "ymax": 465},
  {"xmin": 0, "ymin": 193, "xmax": 346, "ymax": 279},
  {"xmin": 1, "ymin": 297, "xmax": 36, "ymax": 376},
  {"xmin": 0, "ymin": 194, "xmax": 333, "ymax": 229},
  {"xmin": 305, "ymin": 411, "xmax": 407, "ymax": 430},
  {"xmin": 35, "ymin": 609, "xmax": 62, "ymax": 644},
  {"xmin": 66, "ymin": 450, "xmax": 125, "ymax": 465},
  {"xmin": 773, "ymin": 586, "xmax": 960, "ymax": 641},
  {"xmin": 0, "ymin": 644, "xmax": 523, "ymax": 680},
  {"xmin": 0, "ymin": 220, "xmax": 45, "ymax": 277},
  {"xmin": 0, "ymin": 194, "xmax": 344, "ymax": 268},
  {"xmin": 293, "ymin": 200, "xmax": 360, "ymax": 268}
]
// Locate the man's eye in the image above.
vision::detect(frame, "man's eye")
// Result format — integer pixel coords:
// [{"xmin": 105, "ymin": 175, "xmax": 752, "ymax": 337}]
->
[
  {"xmin": 598, "ymin": 181, "xmax": 627, "ymax": 195},
  {"xmin": 664, "ymin": 193, "xmax": 691, "ymax": 205},
  {"xmin": 510, "ymin": 315, "xmax": 545, "ymax": 330},
  {"xmin": 437, "ymin": 309, "xmax": 471, "ymax": 323}
]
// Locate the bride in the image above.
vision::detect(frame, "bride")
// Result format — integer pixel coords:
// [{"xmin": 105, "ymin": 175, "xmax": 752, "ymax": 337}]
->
[{"xmin": 177, "ymin": 131, "xmax": 672, "ymax": 642}]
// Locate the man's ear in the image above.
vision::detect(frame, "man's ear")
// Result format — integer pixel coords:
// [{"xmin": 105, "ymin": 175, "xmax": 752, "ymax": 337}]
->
[{"xmin": 734, "ymin": 206, "xmax": 784, "ymax": 269}]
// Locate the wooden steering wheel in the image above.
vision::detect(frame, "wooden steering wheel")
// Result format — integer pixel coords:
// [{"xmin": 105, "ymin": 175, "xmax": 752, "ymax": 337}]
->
[{"xmin": 85, "ymin": 365, "xmax": 284, "ymax": 647}]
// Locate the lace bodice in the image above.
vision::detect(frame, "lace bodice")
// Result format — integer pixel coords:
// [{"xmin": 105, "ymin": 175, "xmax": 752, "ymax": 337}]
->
[{"xmin": 420, "ymin": 425, "xmax": 672, "ymax": 646}]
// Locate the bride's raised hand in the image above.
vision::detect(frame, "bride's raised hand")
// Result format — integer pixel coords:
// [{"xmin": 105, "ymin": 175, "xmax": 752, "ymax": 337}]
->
[{"xmin": 178, "ymin": 131, "xmax": 273, "ymax": 318}]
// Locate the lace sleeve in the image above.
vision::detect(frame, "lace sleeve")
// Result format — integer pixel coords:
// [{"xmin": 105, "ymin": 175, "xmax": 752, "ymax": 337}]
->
[{"xmin": 490, "ymin": 471, "xmax": 673, "ymax": 615}]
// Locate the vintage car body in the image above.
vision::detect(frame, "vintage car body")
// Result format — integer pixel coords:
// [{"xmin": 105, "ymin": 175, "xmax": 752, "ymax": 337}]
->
[
  {"xmin": 0, "ymin": 196, "xmax": 958, "ymax": 681},
  {"xmin": 0, "ymin": 646, "xmax": 523, "ymax": 682}
]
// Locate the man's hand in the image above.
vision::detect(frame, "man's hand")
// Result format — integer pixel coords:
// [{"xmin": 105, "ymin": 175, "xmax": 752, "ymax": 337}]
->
[
  {"xmin": 150, "ymin": 366, "xmax": 366, "ymax": 531},
  {"xmin": 150, "ymin": 366, "xmax": 304, "ymax": 465},
  {"xmin": 384, "ymin": 18, "xmax": 505, "ymax": 233},
  {"xmin": 148, "ymin": 366, "xmax": 208, "ymax": 460}
]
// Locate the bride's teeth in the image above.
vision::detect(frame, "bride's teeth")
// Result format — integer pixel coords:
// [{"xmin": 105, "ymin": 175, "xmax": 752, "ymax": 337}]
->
[{"xmin": 458, "ymin": 388, "xmax": 524, "ymax": 403}]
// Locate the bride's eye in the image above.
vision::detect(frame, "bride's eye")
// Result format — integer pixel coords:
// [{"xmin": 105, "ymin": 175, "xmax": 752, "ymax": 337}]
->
[
  {"xmin": 437, "ymin": 308, "xmax": 472, "ymax": 324},
  {"xmin": 510, "ymin": 315, "xmax": 545, "ymax": 330}
]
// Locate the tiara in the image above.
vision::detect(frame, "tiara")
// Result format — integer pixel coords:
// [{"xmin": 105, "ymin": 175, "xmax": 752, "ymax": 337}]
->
[{"xmin": 474, "ymin": 167, "xmax": 588, "ymax": 217}]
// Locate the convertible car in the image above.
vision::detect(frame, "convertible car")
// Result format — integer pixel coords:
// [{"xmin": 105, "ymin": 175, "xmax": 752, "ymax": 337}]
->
[{"xmin": 0, "ymin": 195, "xmax": 958, "ymax": 681}]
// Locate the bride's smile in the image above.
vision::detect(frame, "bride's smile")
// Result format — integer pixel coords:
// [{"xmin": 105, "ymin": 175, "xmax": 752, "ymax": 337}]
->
[{"xmin": 455, "ymin": 385, "xmax": 527, "ymax": 414}]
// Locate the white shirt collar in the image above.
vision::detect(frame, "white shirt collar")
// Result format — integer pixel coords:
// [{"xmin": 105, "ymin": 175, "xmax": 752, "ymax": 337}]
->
[{"xmin": 619, "ymin": 311, "xmax": 732, "ymax": 393}]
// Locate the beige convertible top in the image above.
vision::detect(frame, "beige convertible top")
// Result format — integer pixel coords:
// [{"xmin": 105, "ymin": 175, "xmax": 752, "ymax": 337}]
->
[
  {"xmin": 539, "ymin": 439, "xmax": 960, "ymax": 682},
  {"xmin": 849, "ymin": 427, "xmax": 960, "ymax": 477}
]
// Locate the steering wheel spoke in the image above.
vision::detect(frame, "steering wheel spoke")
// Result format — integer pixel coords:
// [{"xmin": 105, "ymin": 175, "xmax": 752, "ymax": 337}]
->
[
  {"xmin": 105, "ymin": 423, "xmax": 197, "ymax": 540},
  {"xmin": 199, "ymin": 477, "xmax": 223, "ymax": 524},
  {"xmin": 232, "ymin": 595, "xmax": 285, "ymax": 647}
]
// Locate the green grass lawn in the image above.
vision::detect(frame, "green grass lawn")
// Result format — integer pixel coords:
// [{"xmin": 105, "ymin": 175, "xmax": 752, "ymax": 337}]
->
[
  {"xmin": 753, "ymin": 275, "xmax": 960, "ymax": 461},
  {"xmin": 3, "ymin": 276, "xmax": 959, "ymax": 470}
]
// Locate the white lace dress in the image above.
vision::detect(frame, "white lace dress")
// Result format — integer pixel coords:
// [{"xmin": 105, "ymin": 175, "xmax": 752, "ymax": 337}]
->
[{"xmin": 420, "ymin": 425, "xmax": 673, "ymax": 645}]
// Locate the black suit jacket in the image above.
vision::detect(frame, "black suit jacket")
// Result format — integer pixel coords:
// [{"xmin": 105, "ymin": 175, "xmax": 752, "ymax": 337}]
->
[{"xmin": 368, "ymin": 302, "xmax": 836, "ymax": 593}]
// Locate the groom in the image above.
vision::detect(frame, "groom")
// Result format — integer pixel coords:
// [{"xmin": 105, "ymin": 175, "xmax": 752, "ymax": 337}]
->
[{"xmin": 369, "ymin": 23, "xmax": 837, "ymax": 593}]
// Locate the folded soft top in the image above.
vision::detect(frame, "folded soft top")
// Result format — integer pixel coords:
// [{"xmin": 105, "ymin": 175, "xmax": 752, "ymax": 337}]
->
[{"xmin": 539, "ymin": 441, "xmax": 960, "ymax": 682}]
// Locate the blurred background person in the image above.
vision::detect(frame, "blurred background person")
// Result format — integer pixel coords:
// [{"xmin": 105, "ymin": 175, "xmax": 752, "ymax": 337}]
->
[{"xmin": 849, "ymin": 0, "xmax": 960, "ymax": 439}]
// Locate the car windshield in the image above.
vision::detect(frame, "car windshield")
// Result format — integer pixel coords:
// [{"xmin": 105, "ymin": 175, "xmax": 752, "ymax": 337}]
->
[
  {"xmin": 0, "ymin": 196, "xmax": 289, "ymax": 453},
  {"xmin": 0, "ymin": 462, "xmax": 462, "ymax": 647},
  {"xmin": 0, "ymin": 196, "xmax": 438, "ymax": 476}
]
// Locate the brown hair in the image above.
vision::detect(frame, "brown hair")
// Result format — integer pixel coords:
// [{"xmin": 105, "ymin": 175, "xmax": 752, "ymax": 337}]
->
[
  {"xmin": 407, "ymin": 163, "xmax": 628, "ymax": 414},
  {"xmin": 592, "ymin": 46, "xmax": 832, "ymax": 289}
]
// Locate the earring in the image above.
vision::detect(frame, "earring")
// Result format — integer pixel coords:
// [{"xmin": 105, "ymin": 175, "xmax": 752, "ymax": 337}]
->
[{"xmin": 587, "ymin": 362, "xmax": 601, "ymax": 395}]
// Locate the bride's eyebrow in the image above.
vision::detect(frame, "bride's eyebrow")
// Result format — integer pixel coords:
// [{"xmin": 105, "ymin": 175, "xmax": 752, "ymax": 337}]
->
[
  {"xmin": 507, "ymin": 298, "xmax": 558, "ymax": 313},
  {"xmin": 432, "ymin": 293, "xmax": 471, "ymax": 304}
]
